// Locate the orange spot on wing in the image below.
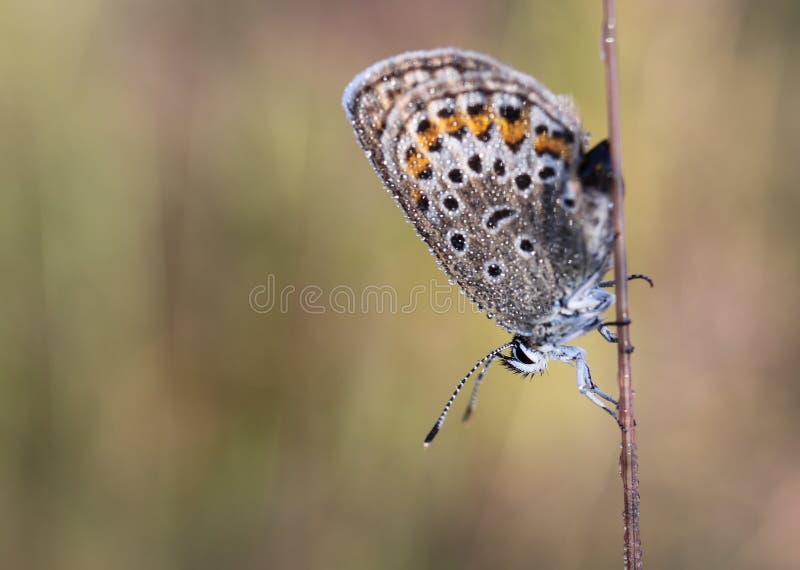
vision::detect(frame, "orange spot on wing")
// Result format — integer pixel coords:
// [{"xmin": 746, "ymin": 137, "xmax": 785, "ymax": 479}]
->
[
  {"xmin": 416, "ymin": 123, "xmax": 441, "ymax": 151},
  {"xmin": 466, "ymin": 111, "xmax": 491, "ymax": 139},
  {"xmin": 497, "ymin": 108, "xmax": 529, "ymax": 147},
  {"xmin": 405, "ymin": 146, "xmax": 431, "ymax": 178},
  {"xmin": 534, "ymin": 134, "xmax": 573, "ymax": 161},
  {"xmin": 436, "ymin": 114, "xmax": 467, "ymax": 136}
]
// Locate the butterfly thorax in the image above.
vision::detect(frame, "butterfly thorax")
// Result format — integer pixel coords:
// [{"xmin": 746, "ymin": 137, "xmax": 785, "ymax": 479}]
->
[{"xmin": 520, "ymin": 284, "xmax": 615, "ymax": 347}]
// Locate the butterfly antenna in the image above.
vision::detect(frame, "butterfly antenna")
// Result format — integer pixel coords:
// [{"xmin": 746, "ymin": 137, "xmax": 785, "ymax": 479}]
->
[
  {"xmin": 423, "ymin": 342, "xmax": 513, "ymax": 447},
  {"xmin": 462, "ymin": 354, "xmax": 501, "ymax": 424}
]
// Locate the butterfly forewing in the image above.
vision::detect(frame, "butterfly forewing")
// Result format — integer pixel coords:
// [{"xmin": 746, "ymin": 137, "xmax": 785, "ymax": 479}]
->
[{"xmin": 344, "ymin": 49, "xmax": 613, "ymax": 336}]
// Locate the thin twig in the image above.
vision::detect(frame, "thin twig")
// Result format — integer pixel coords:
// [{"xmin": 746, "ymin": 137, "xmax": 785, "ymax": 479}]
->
[{"xmin": 601, "ymin": 1, "xmax": 643, "ymax": 568}]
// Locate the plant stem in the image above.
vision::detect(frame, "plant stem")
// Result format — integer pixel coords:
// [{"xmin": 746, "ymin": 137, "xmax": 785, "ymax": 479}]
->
[{"xmin": 601, "ymin": 1, "xmax": 643, "ymax": 568}]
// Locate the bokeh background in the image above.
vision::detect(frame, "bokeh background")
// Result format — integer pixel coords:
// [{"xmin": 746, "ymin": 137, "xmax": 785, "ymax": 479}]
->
[{"xmin": 2, "ymin": 1, "xmax": 799, "ymax": 568}]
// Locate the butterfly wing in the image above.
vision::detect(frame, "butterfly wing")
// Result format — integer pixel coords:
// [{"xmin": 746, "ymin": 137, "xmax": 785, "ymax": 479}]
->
[{"xmin": 343, "ymin": 49, "xmax": 613, "ymax": 336}]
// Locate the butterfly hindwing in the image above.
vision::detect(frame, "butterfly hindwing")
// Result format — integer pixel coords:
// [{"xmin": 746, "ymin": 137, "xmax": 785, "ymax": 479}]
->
[{"xmin": 344, "ymin": 49, "xmax": 614, "ymax": 336}]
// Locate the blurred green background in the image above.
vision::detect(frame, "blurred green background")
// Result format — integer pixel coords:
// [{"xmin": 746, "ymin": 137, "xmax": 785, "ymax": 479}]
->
[{"xmin": 2, "ymin": 1, "xmax": 799, "ymax": 569}]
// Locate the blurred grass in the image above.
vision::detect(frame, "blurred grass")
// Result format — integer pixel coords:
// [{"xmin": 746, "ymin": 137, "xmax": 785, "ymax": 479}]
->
[{"xmin": 1, "ymin": 0, "xmax": 799, "ymax": 569}]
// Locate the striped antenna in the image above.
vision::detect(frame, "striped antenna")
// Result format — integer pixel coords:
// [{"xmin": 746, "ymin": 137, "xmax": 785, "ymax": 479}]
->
[
  {"xmin": 461, "ymin": 354, "xmax": 501, "ymax": 423},
  {"xmin": 423, "ymin": 342, "xmax": 513, "ymax": 447}
]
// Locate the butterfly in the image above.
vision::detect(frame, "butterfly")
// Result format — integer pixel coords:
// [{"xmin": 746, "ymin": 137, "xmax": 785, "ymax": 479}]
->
[{"xmin": 343, "ymin": 49, "xmax": 648, "ymax": 445}]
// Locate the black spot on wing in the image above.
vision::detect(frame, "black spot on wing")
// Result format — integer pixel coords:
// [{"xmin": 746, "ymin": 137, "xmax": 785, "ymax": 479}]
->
[
  {"xmin": 485, "ymin": 207, "xmax": 516, "ymax": 230},
  {"xmin": 448, "ymin": 168, "xmax": 463, "ymax": 183},
  {"xmin": 493, "ymin": 159, "xmax": 505, "ymax": 176},
  {"xmin": 468, "ymin": 155, "xmax": 482, "ymax": 173},
  {"xmin": 514, "ymin": 173, "xmax": 532, "ymax": 190}
]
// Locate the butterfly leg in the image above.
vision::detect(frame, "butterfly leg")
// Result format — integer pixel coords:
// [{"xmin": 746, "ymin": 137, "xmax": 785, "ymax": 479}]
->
[
  {"xmin": 598, "ymin": 273, "xmax": 654, "ymax": 288},
  {"xmin": 597, "ymin": 324, "xmax": 618, "ymax": 343},
  {"xmin": 550, "ymin": 346, "xmax": 618, "ymax": 418},
  {"xmin": 597, "ymin": 319, "xmax": 636, "ymax": 355},
  {"xmin": 564, "ymin": 286, "xmax": 614, "ymax": 314}
]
